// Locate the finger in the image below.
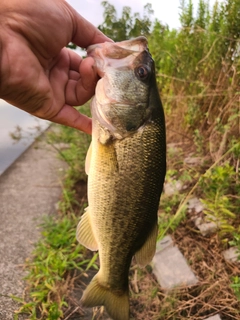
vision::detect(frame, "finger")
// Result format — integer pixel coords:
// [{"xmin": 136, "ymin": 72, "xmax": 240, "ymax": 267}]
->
[
  {"xmin": 68, "ymin": 48, "xmax": 82, "ymax": 71},
  {"xmin": 68, "ymin": 49, "xmax": 81, "ymax": 80},
  {"xmin": 78, "ymin": 56, "xmax": 98, "ymax": 95},
  {"xmin": 65, "ymin": 56, "xmax": 97, "ymax": 106},
  {"xmin": 69, "ymin": 70, "xmax": 80, "ymax": 81},
  {"xmin": 67, "ymin": 4, "xmax": 113, "ymax": 48},
  {"xmin": 48, "ymin": 104, "xmax": 92, "ymax": 134}
]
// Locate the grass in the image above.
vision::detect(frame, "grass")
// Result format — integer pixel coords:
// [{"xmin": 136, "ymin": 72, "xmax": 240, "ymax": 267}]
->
[
  {"xmin": 156, "ymin": 139, "xmax": 240, "ymax": 318},
  {"xmin": 159, "ymin": 140, "xmax": 240, "ymax": 242},
  {"xmin": 14, "ymin": 214, "xmax": 99, "ymax": 320}
]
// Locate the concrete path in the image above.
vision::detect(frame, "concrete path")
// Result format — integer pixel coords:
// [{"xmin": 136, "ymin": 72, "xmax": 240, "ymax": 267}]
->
[{"xmin": 0, "ymin": 133, "xmax": 66, "ymax": 319}]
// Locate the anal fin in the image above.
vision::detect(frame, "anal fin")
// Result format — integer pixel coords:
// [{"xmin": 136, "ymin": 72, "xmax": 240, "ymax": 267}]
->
[
  {"xmin": 76, "ymin": 207, "xmax": 98, "ymax": 251},
  {"xmin": 134, "ymin": 223, "xmax": 158, "ymax": 268}
]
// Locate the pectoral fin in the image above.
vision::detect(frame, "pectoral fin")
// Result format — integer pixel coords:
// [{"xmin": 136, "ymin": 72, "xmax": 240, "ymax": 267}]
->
[
  {"xmin": 76, "ymin": 208, "xmax": 98, "ymax": 251},
  {"xmin": 134, "ymin": 223, "xmax": 158, "ymax": 267}
]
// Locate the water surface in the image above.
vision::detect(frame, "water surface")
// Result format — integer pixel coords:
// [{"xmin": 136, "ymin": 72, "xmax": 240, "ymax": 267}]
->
[{"xmin": 0, "ymin": 100, "xmax": 49, "ymax": 175}]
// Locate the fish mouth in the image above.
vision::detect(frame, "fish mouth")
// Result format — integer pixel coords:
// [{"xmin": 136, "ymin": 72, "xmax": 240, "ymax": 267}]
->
[
  {"xmin": 87, "ymin": 36, "xmax": 148, "ymax": 78},
  {"xmin": 88, "ymin": 37, "xmax": 151, "ymax": 138},
  {"xmin": 87, "ymin": 36, "xmax": 148, "ymax": 57}
]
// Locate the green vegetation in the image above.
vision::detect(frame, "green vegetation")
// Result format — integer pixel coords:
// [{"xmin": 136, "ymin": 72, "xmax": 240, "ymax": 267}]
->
[
  {"xmin": 98, "ymin": 1, "xmax": 154, "ymax": 41},
  {"xmin": 149, "ymin": 0, "xmax": 240, "ymax": 156},
  {"xmin": 231, "ymin": 275, "xmax": 240, "ymax": 300},
  {"xmin": 16, "ymin": 1, "xmax": 240, "ymax": 318},
  {"xmin": 15, "ymin": 215, "xmax": 85, "ymax": 319},
  {"xmin": 147, "ymin": 0, "xmax": 240, "ymax": 245},
  {"xmin": 14, "ymin": 213, "xmax": 98, "ymax": 319},
  {"xmin": 150, "ymin": 0, "xmax": 240, "ymax": 311}
]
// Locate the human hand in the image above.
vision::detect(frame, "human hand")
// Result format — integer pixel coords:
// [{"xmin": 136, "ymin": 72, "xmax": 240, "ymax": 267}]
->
[{"xmin": 0, "ymin": 0, "xmax": 112, "ymax": 134}]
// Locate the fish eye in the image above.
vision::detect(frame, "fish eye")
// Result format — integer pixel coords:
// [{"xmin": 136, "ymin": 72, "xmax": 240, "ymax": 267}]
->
[{"xmin": 135, "ymin": 65, "xmax": 150, "ymax": 81}]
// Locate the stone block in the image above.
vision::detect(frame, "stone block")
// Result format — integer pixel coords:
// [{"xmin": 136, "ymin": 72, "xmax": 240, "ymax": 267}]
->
[
  {"xmin": 196, "ymin": 220, "xmax": 218, "ymax": 236},
  {"xmin": 204, "ymin": 314, "xmax": 222, "ymax": 320},
  {"xmin": 222, "ymin": 247, "xmax": 240, "ymax": 263},
  {"xmin": 164, "ymin": 180, "xmax": 183, "ymax": 196},
  {"xmin": 155, "ymin": 235, "xmax": 173, "ymax": 253},
  {"xmin": 152, "ymin": 237, "xmax": 198, "ymax": 290},
  {"xmin": 188, "ymin": 197, "xmax": 204, "ymax": 214}
]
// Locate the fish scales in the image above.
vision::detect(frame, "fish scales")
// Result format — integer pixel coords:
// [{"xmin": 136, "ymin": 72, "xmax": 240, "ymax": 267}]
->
[
  {"xmin": 90, "ymin": 122, "xmax": 164, "ymax": 270},
  {"xmin": 76, "ymin": 36, "xmax": 166, "ymax": 320}
]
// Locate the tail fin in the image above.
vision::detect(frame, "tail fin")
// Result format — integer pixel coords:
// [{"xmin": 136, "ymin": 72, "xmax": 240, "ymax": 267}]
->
[{"xmin": 81, "ymin": 273, "xmax": 129, "ymax": 320}]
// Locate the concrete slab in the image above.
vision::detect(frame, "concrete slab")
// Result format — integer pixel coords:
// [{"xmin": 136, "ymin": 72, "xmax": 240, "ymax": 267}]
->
[
  {"xmin": 152, "ymin": 236, "xmax": 198, "ymax": 290},
  {"xmin": 0, "ymin": 131, "xmax": 67, "ymax": 319}
]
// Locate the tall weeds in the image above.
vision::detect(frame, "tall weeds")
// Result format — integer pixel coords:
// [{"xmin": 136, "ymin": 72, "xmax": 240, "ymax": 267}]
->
[{"xmin": 149, "ymin": 0, "xmax": 240, "ymax": 162}]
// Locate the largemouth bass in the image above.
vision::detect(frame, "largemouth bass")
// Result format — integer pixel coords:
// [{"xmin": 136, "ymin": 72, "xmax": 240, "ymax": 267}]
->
[{"xmin": 76, "ymin": 36, "xmax": 166, "ymax": 320}]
